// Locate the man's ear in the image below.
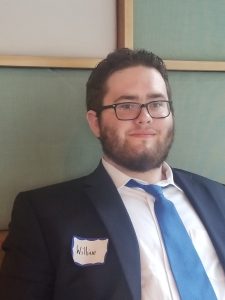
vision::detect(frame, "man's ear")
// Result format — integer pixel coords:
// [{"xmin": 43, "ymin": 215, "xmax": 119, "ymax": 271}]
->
[{"xmin": 86, "ymin": 110, "xmax": 100, "ymax": 138}]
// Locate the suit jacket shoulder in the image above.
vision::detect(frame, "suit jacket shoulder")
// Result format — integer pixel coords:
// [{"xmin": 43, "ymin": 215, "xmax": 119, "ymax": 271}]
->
[
  {"xmin": 172, "ymin": 167, "xmax": 225, "ymax": 270},
  {"xmin": 0, "ymin": 163, "xmax": 141, "ymax": 300},
  {"xmin": 173, "ymin": 167, "xmax": 224, "ymax": 185}
]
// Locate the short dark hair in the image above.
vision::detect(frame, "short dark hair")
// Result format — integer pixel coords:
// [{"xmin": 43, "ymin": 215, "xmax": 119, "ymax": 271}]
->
[{"xmin": 86, "ymin": 48, "xmax": 173, "ymax": 113}]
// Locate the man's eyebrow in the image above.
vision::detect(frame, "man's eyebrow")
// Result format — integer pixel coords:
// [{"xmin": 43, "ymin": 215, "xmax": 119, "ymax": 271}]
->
[
  {"xmin": 114, "ymin": 93, "xmax": 167, "ymax": 103},
  {"xmin": 114, "ymin": 95, "xmax": 139, "ymax": 103},
  {"xmin": 146, "ymin": 93, "xmax": 168, "ymax": 99}
]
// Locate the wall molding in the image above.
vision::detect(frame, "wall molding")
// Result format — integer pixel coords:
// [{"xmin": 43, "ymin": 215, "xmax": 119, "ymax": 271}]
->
[{"xmin": 165, "ymin": 60, "xmax": 225, "ymax": 72}]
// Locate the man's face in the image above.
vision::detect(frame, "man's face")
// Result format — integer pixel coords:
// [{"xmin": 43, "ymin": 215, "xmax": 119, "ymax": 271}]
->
[{"xmin": 88, "ymin": 66, "xmax": 174, "ymax": 172}]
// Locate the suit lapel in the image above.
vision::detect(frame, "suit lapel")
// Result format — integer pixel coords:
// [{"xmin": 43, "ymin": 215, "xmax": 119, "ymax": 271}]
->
[
  {"xmin": 173, "ymin": 169, "xmax": 225, "ymax": 270},
  {"xmin": 84, "ymin": 163, "xmax": 141, "ymax": 300}
]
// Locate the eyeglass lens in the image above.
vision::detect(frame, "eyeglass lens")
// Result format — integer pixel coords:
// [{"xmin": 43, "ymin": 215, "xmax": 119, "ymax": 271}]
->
[{"xmin": 115, "ymin": 101, "xmax": 170, "ymax": 120}]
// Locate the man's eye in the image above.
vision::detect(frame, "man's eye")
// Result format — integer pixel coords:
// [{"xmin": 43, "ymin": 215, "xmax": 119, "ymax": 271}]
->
[
  {"xmin": 154, "ymin": 102, "xmax": 162, "ymax": 107},
  {"xmin": 118, "ymin": 103, "xmax": 137, "ymax": 110},
  {"xmin": 150, "ymin": 101, "xmax": 164, "ymax": 109}
]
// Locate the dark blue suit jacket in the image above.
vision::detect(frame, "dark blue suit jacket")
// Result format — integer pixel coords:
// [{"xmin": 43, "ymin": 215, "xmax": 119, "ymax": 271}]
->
[{"xmin": 0, "ymin": 162, "xmax": 225, "ymax": 300}]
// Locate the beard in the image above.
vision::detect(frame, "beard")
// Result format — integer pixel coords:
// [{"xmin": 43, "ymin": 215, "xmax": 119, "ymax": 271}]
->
[{"xmin": 99, "ymin": 122, "xmax": 174, "ymax": 172}]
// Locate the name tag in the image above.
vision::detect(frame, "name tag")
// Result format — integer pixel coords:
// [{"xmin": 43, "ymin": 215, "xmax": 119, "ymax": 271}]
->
[{"xmin": 72, "ymin": 236, "xmax": 109, "ymax": 266}]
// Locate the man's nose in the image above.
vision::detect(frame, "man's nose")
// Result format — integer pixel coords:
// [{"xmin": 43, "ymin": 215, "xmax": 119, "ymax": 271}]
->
[{"xmin": 135, "ymin": 106, "xmax": 152, "ymax": 124}]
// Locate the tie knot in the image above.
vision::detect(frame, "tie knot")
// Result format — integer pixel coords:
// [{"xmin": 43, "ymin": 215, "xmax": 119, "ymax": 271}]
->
[{"xmin": 126, "ymin": 179, "xmax": 163, "ymax": 199}]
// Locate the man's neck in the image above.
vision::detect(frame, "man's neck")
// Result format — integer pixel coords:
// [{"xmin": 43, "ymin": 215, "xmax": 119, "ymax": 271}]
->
[{"xmin": 103, "ymin": 156, "xmax": 165, "ymax": 184}]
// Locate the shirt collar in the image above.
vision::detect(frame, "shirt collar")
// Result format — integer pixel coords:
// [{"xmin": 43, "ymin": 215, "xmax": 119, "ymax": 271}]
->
[{"xmin": 102, "ymin": 158, "xmax": 182, "ymax": 191}]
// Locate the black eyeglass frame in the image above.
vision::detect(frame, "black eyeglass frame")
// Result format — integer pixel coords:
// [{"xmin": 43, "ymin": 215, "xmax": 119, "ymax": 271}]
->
[{"xmin": 96, "ymin": 100, "xmax": 172, "ymax": 120}]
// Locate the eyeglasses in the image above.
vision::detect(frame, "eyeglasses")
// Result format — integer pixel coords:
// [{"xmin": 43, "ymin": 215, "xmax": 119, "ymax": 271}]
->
[{"xmin": 97, "ymin": 100, "xmax": 172, "ymax": 120}]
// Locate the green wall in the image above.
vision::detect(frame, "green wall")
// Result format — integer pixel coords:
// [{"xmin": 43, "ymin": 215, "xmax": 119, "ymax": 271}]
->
[
  {"xmin": 134, "ymin": 0, "xmax": 225, "ymax": 60},
  {"xmin": 0, "ymin": 68, "xmax": 101, "ymax": 228},
  {"xmin": 134, "ymin": 0, "xmax": 225, "ymax": 182},
  {"xmin": 0, "ymin": 0, "xmax": 225, "ymax": 228}
]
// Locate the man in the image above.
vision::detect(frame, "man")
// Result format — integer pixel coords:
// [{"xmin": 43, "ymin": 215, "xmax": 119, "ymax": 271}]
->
[{"xmin": 0, "ymin": 48, "xmax": 225, "ymax": 299}]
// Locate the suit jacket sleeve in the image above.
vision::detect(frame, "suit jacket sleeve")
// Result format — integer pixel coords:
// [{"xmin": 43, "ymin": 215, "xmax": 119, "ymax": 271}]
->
[{"xmin": 0, "ymin": 192, "xmax": 54, "ymax": 300}]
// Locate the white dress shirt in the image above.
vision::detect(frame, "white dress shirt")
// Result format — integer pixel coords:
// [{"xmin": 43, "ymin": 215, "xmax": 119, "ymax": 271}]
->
[{"xmin": 102, "ymin": 159, "xmax": 225, "ymax": 300}]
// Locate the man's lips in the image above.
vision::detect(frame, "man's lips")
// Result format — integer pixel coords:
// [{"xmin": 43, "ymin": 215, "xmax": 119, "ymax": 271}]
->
[{"xmin": 128, "ymin": 129, "xmax": 157, "ymax": 137}]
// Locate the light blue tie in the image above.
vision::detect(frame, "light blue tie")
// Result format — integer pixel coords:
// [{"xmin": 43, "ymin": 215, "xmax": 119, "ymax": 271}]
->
[{"xmin": 126, "ymin": 179, "xmax": 217, "ymax": 300}]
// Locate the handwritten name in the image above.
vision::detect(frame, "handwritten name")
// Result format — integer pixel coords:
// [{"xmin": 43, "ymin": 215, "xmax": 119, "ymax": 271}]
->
[{"xmin": 76, "ymin": 245, "xmax": 96, "ymax": 256}]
